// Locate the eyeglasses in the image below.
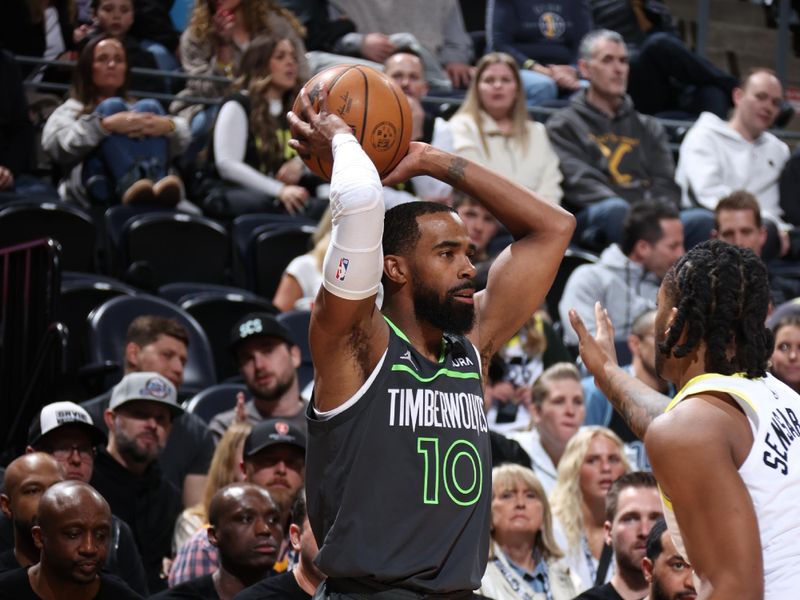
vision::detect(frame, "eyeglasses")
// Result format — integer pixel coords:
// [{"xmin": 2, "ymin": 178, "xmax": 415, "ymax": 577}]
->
[{"xmin": 48, "ymin": 444, "xmax": 96, "ymax": 462}]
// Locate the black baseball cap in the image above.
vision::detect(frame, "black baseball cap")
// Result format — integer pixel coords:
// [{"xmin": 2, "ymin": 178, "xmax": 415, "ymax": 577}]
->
[
  {"xmin": 244, "ymin": 418, "xmax": 307, "ymax": 457},
  {"xmin": 28, "ymin": 401, "xmax": 107, "ymax": 448},
  {"xmin": 229, "ymin": 313, "xmax": 295, "ymax": 354}
]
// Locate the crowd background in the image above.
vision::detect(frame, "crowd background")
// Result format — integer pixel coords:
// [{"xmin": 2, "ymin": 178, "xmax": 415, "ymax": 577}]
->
[{"xmin": 2, "ymin": 0, "xmax": 800, "ymax": 599}]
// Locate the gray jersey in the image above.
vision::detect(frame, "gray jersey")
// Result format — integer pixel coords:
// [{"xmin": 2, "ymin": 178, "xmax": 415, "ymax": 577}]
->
[{"xmin": 306, "ymin": 318, "xmax": 492, "ymax": 593}]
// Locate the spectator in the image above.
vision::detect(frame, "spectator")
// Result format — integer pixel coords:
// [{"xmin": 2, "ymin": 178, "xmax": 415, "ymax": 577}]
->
[
  {"xmin": 332, "ymin": 0, "xmax": 474, "ymax": 91},
  {"xmin": 24, "ymin": 402, "xmax": 148, "ymax": 594},
  {"xmin": 204, "ymin": 35, "xmax": 315, "ymax": 218},
  {"xmin": 78, "ymin": 0, "xmax": 165, "ymax": 96},
  {"xmin": 209, "ymin": 314, "xmax": 305, "ymax": 442},
  {"xmin": 169, "ymin": 0, "xmax": 308, "ymax": 143},
  {"xmin": 574, "ymin": 472, "xmax": 663, "ymax": 600},
  {"xmin": 172, "ymin": 423, "xmax": 252, "ymax": 554},
  {"xmin": 383, "ymin": 49, "xmax": 454, "ymax": 203},
  {"xmin": 0, "ymin": 50, "xmax": 59, "ymax": 203},
  {"xmin": 1, "ymin": 0, "xmax": 78, "ymax": 84},
  {"xmin": 152, "ymin": 483, "xmax": 283, "ymax": 600},
  {"xmin": 131, "ymin": 0, "xmax": 180, "ymax": 55},
  {"xmin": 450, "ymin": 52, "xmax": 563, "ymax": 204},
  {"xmin": 451, "ymin": 191, "xmax": 501, "ymax": 263},
  {"xmin": 484, "ymin": 354, "xmax": 529, "ymax": 435},
  {"xmin": 559, "ymin": 201, "xmax": 684, "ymax": 346},
  {"xmin": 769, "ymin": 315, "xmax": 800, "ymax": 394},
  {"xmin": 550, "ymin": 427, "xmax": 630, "ymax": 592},
  {"xmin": 589, "ymin": 0, "xmax": 737, "ymax": 118},
  {"xmin": 273, "ymin": 208, "xmax": 330, "ymax": 312},
  {"xmin": 675, "ymin": 68, "xmax": 790, "ymax": 255},
  {"xmin": 712, "ymin": 190, "xmax": 800, "ymax": 304},
  {"xmin": 41, "ymin": 35, "xmax": 188, "ymax": 206},
  {"xmin": 90, "ymin": 372, "xmax": 184, "ymax": 593},
  {"xmin": 169, "ymin": 418, "xmax": 305, "ymax": 587},
  {"xmin": 0, "ymin": 454, "xmax": 64, "ymax": 573},
  {"xmin": 0, "ymin": 480, "xmax": 143, "ymax": 599},
  {"xmin": 82, "ymin": 315, "xmax": 216, "ymax": 510},
  {"xmin": 546, "ymin": 29, "xmax": 682, "ymax": 251},
  {"xmin": 582, "ymin": 309, "xmax": 670, "ymax": 470},
  {"xmin": 501, "ymin": 312, "xmax": 574, "ymax": 390},
  {"xmin": 478, "ymin": 464, "xmax": 579, "ymax": 599},
  {"xmin": 509, "ymin": 363, "xmax": 586, "ymax": 495},
  {"xmin": 641, "ymin": 519, "xmax": 696, "ymax": 600},
  {"xmin": 486, "ymin": 0, "xmax": 591, "ymax": 105},
  {"xmin": 233, "ymin": 491, "xmax": 324, "ymax": 599}
]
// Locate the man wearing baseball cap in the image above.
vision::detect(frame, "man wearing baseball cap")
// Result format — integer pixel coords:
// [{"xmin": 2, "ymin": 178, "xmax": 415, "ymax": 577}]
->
[
  {"xmin": 168, "ymin": 418, "xmax": 306, "ymax": 588},
  {"xmin": 19, "ymin": 401, "xmax": 148, "ymax": 594},
  {"xmin": 208, "ymin": 313, "xmax": 306, "ymax": 442},
  {"xmin": 90, "ymin": 372, "xmax": 185, "ymax": 593}
]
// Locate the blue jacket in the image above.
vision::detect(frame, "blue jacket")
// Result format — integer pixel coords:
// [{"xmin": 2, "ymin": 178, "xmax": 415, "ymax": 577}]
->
[{"xmin": 486, "ymin": 0, "xmax": 592, "ymax": 66}]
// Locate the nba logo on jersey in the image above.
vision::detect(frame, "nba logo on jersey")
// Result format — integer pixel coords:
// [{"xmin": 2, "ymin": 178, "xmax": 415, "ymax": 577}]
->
[{"xmin": 336, "ymin": 257, "xmax": 350, "ymax": 281}]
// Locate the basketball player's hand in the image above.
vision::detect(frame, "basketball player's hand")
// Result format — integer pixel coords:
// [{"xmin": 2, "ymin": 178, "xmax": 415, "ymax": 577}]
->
[
  {"xmin": 381, "ymin": 141, "xmax": 428, "ymax": 186},
  {"xmin": 569, "ymin": 302, "xmax": 619, "ymax": 376},
  {"xmin": 288, "ymin": 86, "xmax": 351, "ymax": 163}
]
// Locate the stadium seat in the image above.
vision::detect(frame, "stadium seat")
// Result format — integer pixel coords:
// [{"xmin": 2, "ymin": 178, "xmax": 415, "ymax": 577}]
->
[
  {"xmin": 57, "ymin": 273, "xmax": 139, "ymax": 398},
  {"xmin": 118, "ymin": 212, "xmax": 230, "ymax": 288},
  {"xmin": 158, "ymin": 282, "xmax": 267, "ymax": 305},
  {"xmin": 0, "ymin": 200, "xmax": 97, "ymax": 271},
  {"xmin": 86, "ymin": 294, "xmax": 217, "ymax": 392},
  {"xmin": 104, "ymin": 204, "xmax": 176, "ymax": 274},
  {"xmin": 183, "ymin": 383, "xmax": 247, "ymax": 424},
  {"xmin": 250, "ymin": 226, "xmax": 315, "ymax": 298},
  {"xmin": 277, "ymin": 309, "xmax": 313, "ymax": 390},
  {"xmin": 545, "ymin": 246, "xmax": 600, "ymax": 324},
  {"xmin": 179, "ymin": 291, "xmax": 278, "ymax": 382},
  {"xmin": 231, "ymin": 213, "xmax": 316, "ymax": 287}
]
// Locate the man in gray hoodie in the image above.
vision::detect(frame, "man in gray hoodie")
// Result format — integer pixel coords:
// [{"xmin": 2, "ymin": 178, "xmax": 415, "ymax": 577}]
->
[
  {"xmin": 559, "ymin": 201, "xmax": 684, "ymax": 346},
  {"xmin": 546, "ymin": 29, "xmax": 681, "ymax": 251}
]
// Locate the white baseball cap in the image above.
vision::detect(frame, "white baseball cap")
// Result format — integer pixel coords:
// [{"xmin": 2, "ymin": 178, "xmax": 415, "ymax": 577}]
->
[{"xmin": 109, "ymin": 372, "xmax": 183, "ymax": 417}]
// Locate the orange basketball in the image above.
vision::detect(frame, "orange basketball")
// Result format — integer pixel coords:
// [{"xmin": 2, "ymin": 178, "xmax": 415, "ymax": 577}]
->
[{"xmin": 292, "ymin": 64, "xmax": 412, "ymax": 181}]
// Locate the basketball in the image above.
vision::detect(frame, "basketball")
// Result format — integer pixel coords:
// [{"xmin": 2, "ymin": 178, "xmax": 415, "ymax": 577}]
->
[{"xmin": 292, "ymin": 64, "xmax": 412, "ymax": 181}]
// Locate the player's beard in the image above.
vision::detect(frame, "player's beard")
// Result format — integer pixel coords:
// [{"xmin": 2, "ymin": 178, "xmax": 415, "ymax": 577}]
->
[{"xmin": 412, "ymin": 275, "xmax": 475, "ymax": 335}]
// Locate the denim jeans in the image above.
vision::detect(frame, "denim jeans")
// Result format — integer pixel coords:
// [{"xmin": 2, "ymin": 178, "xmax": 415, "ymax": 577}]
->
[{"xmin": 82, "ymin": 97, "xmax": 169, "ymax": 203}]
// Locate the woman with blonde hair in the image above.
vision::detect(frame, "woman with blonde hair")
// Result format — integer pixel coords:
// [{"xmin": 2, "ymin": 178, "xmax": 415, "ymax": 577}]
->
[
  {"xmin": 449, "ymin": 52, "xmax": 562, "ymax": 204},
  {"xmin": 550, "ymin": 426, "xmax": 629, "ymax": 593},
  {"xmin": 172, "ymin": 421, "xmax": 253, "ymax": 552},
  {"xmin": 479, "ymin": 464, "xmax": 579, "ymax": 599}
]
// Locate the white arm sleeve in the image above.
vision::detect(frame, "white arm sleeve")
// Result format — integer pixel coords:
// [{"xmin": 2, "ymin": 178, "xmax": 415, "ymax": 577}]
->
[
  {"xmin": 214, "ymin": 100, "xmax": 284, "ymax": 197},
  {"xmin": 322, "ymin": 133, "xmax": 385, "ymax": 300}
]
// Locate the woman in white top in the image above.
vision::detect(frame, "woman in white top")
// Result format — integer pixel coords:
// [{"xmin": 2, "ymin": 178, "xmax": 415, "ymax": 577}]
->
[
  {"xmin": 209, "ymin": 34, "xmax": 311, "ymax": 216},
  {"xmin": 449, "ymin": 52, "xmax": 563, "ymax": 204},
  {"xmin": 549, "ymin": 427, "xmax": 630, "ymax": 593},
  {"xmin": 479, "ymin": 464, "xmax": 578, "ymax": 600}
]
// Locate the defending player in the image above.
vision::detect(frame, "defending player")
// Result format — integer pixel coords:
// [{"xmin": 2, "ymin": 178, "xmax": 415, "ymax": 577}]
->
[
  {"xmin": 570, "ymin": 240, "xmax": 800, "ymax": 600},
  {"xmin": 287, "ymin": 86, "xmax": 575, "ymax": 597}
]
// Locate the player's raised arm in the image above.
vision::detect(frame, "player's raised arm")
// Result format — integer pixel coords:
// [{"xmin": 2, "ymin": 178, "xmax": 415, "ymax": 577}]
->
[
  {"xmin": 383, "ymin": 144, "xmax": 575, "ymax": 363},
  {"xmin": 288, "ymin": 87, "xmax": 389, "ymax": 411}
]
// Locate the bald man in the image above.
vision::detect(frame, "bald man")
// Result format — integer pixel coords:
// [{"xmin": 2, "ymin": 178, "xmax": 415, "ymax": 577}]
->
[
  {"xmin": 0, "ymin": 454, "xmax": 64, "ymax": 573},
  {"xmin": 151, "ymin": 483, "xmax": 283, "ymax": 600},
  {"xmin": 0, "ymin": 480, "xmax": 142, "ymax": 599}
]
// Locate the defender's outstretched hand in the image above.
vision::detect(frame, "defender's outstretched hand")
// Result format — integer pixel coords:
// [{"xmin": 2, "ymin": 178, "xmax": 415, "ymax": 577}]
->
[
  {"xmin": 569, "ymin": 301, "xmax": 619, "ymax": 376},
  {"xmin": 287, "ymin": 85, "xmax": 352, "ymax": 163}
]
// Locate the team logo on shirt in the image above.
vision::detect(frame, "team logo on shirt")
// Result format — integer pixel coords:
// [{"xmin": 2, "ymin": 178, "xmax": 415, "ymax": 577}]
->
[
  {"xmin": 335, "ymin": 257, "xmax": 349, "ymax": 281},
  {"xmin": 538, "ymin": 12, "xmax": 566, "ymax": 39}
]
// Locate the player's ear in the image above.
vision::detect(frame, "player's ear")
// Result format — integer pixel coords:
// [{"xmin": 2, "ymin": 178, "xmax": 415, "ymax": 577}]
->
[{"xmin": 384, "ymin": 255, "xmax": 408, "ymax": 285}]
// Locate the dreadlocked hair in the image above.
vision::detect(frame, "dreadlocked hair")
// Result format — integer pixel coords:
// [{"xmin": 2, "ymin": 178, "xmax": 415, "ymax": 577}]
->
[{"xmin": 659, "ymin": 239, "xmax": 772, "ymax": 377}]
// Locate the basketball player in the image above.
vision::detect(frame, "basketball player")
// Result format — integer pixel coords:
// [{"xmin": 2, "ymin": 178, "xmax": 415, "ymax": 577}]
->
[
  {"xmin": 569, "ymin": 240, "xmax": 800, "ymax": 600},
  {"xmin": 287, "ymin": 86, "xmax": 575, "ymax": 597}
]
